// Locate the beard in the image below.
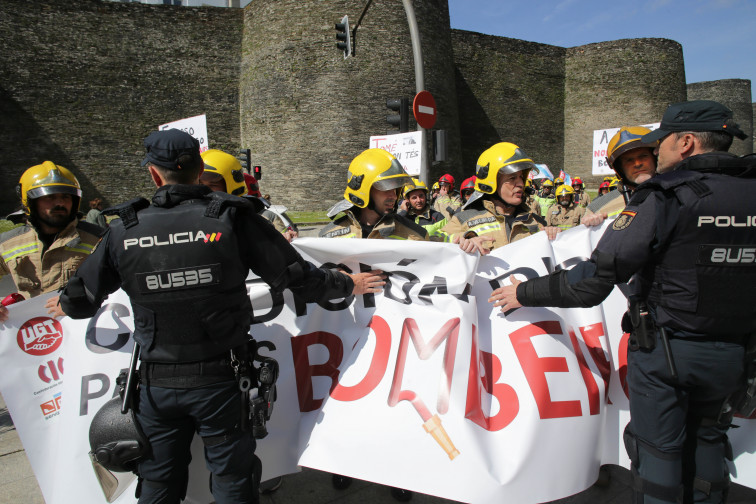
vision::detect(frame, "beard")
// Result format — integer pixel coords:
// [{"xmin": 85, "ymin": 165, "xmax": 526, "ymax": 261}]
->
[{"xmin": 37, "ymin": 207, "xmax": 72, "ymax": 229}]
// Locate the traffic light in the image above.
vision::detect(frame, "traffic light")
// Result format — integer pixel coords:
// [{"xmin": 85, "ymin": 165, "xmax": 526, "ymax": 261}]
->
[
  {"xmin": 238, "ymin": 148, "xmax": 252, "ymax": 173},
  {"xmin": 335, "ymin": 15, "xmax": 351, "ymax": 58},
  {"xmin": 386, "ymin": 97, "xmax": 409, "ymax": 133}
]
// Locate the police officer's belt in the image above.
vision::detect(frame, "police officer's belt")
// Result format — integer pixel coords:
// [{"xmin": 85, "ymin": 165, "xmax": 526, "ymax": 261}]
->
[
  {"xmin": 666, "ymin": 332, "xmax": 749, "ymax": 345},
  {"xmin": 140, "ymin": 354, "xmax": 236, "ymax": 388}
]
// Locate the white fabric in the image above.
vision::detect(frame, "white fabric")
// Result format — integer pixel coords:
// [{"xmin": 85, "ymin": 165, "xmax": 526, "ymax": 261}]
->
[{"xmin": 1, "ymin": 227, "xmax": 754, "ymax": 504}]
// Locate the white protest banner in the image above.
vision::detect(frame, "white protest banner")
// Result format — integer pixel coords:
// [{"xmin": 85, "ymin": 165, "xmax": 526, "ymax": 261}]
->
[
  {"xmin": 592, "ymin": 123, "xmax": 660, "ymax": 176},
  {"xmin": 369, "ymin": 131, "xmax": 423, "ymax": 176},
  {"xmin": 0, "ymin": 292, "xmax": 63, "ymax": 501},
  {"xmin": 159, "ymin": 114, "xmax": 209, "ymax": 153},
  {"xmin": 2, "ymin": 234, "xmax": 755, "ymax": 504}
]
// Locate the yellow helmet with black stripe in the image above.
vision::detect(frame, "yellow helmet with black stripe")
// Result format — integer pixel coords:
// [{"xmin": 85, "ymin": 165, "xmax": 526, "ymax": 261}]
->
[
  {"xmin": 18, "ymin": 161, "xmax": 82, "ymax": 213},
  {"xmin": 474, "ymin": 143, "xmax": 538, "ymax": 194},
  {"xmin": 344, "ymin": 149, "xmax": 412, "ymax": 208}
]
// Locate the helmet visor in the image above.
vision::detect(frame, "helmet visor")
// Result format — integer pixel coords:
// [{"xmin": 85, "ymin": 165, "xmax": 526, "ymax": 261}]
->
[
  {"xmin": 373, "ymin": 159, "xmax": 412, "ymax": 191},
  {"xmin": 499, "ymin": 161, "xmax": 538, "ymax": 176},
  {"xmin": 27, "ymin": 184, "xmax": 82, "ymax": 201}
]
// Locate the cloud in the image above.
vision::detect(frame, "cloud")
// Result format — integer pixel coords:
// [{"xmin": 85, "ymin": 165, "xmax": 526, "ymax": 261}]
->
[
  {"xmin": 644, "ymin": 0, "xmax": 673, "ymax": 12},
  {"xmin": 543, "ymin": 0, "xmax": 579, "ymax": 23}
]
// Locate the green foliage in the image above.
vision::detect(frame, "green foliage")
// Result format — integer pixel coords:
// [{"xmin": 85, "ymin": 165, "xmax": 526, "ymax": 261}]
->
[{"xmin": 0, "ymin": 220, "xmax": 23, "ymax": 234}]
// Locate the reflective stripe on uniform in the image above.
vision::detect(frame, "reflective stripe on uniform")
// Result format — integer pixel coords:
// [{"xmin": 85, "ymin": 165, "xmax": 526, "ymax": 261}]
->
[
  {"xmin": 607, "ymin": 208, "xmax": 624, "ymax": 218},
  {"xmin": 1, "ymin": 242, "xmax": 40, "ymax": 261},
  {"xmin": 65, "ymin": 243, "xmax": 95, "ymax": 255},
  {"xmin": 469, "ymin": 222, "xmax": 502, "ymax": 235}
]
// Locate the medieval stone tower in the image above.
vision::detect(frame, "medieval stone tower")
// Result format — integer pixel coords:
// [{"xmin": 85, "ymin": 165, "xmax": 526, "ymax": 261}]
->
[{"xmin": 0, "ymin": 0, "xmax": 752, "ymax": 214}]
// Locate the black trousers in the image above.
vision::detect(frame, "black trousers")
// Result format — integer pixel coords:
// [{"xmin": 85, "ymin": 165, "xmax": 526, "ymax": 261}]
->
[
  {"xmin": 135, "ymin": 380, "xmax": 258, "ymax": 504},
  {"xmin": 626, "ymin": 333, "xmax": 745, "ymax": 504}
]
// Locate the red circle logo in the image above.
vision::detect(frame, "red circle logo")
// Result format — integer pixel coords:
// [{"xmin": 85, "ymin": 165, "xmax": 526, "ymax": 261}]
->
[{"xmin": 17, "ymin": 317, "xmax": 64, "ymax": 356}]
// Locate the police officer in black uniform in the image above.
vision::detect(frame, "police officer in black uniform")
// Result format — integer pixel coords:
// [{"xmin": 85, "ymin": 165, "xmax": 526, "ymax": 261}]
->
[
  {"xmin": 490, "ymin": 101, "xmax": 756, "ymax": 504},
  {"xmin": 59, "ymin": 129, "xmax": 385, "ymax": 504}
]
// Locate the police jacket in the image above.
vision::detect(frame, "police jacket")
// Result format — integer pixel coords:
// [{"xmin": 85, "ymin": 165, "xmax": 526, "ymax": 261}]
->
[
  {"xmin": 0, "ymin": 217, "xmax": 101, "ymax": 299},
  {"xmin": 319, "ymin": 207, "xmax": 428, "ymax": 240},
  {"xmin": 440, "ymin": 195, "xmax": 546, "ymax": 251},
  {"xmin": 516, "ymin": 152, "xmax": 756, "ymax": 337},
  {"xmin": 60, "ymin": 184, "xmax": 354, "ymax": 363}
]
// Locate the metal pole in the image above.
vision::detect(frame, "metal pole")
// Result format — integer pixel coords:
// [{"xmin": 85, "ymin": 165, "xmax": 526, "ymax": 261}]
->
[{"xmin": 401, "ymin": 0, "xmax": 429, "ymax": 184}]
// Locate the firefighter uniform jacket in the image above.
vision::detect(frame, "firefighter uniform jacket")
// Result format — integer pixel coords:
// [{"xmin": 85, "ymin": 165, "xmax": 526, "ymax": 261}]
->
[
  {"xmin": 517, "ymin": 152, "xmax": 756, "ymax": 337},
  {"xmin": 319, "ymin": 208, "xmax": 429, "ymax": 240},
  {"xmin": 432, "ymin": 192, "xmax": 463, "ymax": 220},
  {"xmin": 546, "ymin": 202, "xmax": 586, "ymax": 230},
  {"xmin": 584, "ymin": 190, "xmax": 625, "ymax": 219},
  {"xmin": 60, "ymin": 184, "xmax": 354, "ymax": 363},
  {"xmin": 576, "ymin": 191, "xmax": 591, "ymax": 207},
  {"xmin": 440, "ymin": 197, "xmax": 545, "ymax": 251},
  {"xmin": 397, "ymin": 206, "xmax": 447, "ymax": 241},
  {"xmin": 0, "ymin": 218, "xmax": 101, "ymax": 299}
]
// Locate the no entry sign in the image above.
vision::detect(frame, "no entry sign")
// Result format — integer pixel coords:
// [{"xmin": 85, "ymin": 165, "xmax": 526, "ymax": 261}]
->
[{"xmin": 413, "ymin": 90, "xmax": 437, "ymax": 129}]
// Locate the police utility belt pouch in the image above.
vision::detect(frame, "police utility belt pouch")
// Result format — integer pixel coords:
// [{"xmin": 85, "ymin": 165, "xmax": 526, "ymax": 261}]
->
[{"xmin": 626, "ymin": 298, "xmax": 656, "ymax": 350}]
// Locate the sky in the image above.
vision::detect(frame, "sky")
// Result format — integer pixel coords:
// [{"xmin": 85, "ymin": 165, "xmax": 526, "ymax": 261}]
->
[{"xmin": 448, "ymin": 0, "xmax": 756, "ymax": 101}]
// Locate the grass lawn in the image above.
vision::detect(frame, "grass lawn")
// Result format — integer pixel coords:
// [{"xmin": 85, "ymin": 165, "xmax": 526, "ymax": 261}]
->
[
  {"xmin": 0, "ymin": 220, "xmax": 23, "ymax": 234},
  {"xmin": 289, "ymin": 211, "xmax": 329, "ymax": 224}
]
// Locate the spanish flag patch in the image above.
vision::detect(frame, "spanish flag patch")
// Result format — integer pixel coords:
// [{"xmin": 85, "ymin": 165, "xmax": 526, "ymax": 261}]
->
[{"xmin": 612, "ymin": 210, "xmax": 637, "ymax": 231}]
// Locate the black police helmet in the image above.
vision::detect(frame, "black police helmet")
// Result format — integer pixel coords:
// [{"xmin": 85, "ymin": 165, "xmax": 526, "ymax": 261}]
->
[{"xmin": 89, "ymin": 396, "xmax": 150, "ymax": 473}]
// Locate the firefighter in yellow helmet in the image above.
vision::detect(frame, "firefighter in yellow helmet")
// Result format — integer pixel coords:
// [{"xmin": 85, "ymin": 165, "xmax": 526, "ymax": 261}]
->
[
  {"xmin": 0, "ymin": 162, "xmax": 103, "ymax": 322},
  {"xmin": 535, "ymin": 178, "xmax": 556, "ymax": 217},
  {"xmin": 200, "ymin": 149, "xmax": 299, "ymax": 243},
  {"xmin": 319, "ymin": 149, "xmax": 428, "ymax": 240},
  {"xmin": 440, "ymin": 142, "xmax": 559, "ymax": 255},
  {"xmin": 546, "ymin": 185, "xmax": 586, "ymax": 230},
  {"xmin": 200, "ymin": 149, "xmax": 247, "ymax": 195},
  {"xmin": 319, "ymin": 148, "xmax": 425, "ymax": 500},
  {"xmin": 397, "ymin": 178, "xmax": 447, "ymax": 240},
  {"xmin": 583, "ymin": 126, "xmax": 658, "ymax": 226},
  {"xmin": 523, "ymin": 177, "xmax": 542, "ymax": 215}
]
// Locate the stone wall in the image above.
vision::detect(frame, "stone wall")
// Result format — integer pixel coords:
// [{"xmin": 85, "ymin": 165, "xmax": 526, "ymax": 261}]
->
[
  {"xmin": 564, "ymin": 38, "xmax": 687, "ymax": 185},
  {"xmin": 450, "ymin": 31, "xmax": 565, "ymax": 175},
  {"xmin": 1, "ymin": 0, "xmax": 753, "ymax": 216},
  {"xmin": 0, "ymin": 0, "xmax": 242, "ymax": 215},
  {"xmin": 239, "ymin": 0, "xmax": 461, "ymax": 211},
  {"xmin": 687, "ymin": 79, "xmax": 754, "ymax": 156}
]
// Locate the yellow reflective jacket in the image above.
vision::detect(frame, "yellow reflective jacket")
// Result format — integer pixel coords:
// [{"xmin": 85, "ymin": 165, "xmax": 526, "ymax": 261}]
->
[{"xmin": 0, "ymin": 218, "xmax": 102, "ymax": 299}]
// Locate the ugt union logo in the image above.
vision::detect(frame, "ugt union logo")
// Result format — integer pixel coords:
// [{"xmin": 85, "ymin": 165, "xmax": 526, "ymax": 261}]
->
[{"xmin": 17, "ymin": 317, "xmax": 63, "ymax": 356}]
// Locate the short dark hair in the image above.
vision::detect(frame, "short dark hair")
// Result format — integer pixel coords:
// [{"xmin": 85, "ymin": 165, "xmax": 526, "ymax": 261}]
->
[
  {"xmin": 151, "ymin": 153, "xmax": 203, "ymax": 184},
  {"xmin": 675, "ymin": 130, "xmax": 733, "ymax": 153}
]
